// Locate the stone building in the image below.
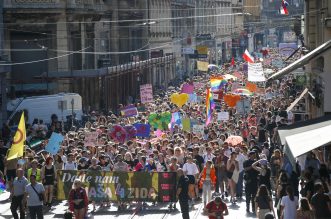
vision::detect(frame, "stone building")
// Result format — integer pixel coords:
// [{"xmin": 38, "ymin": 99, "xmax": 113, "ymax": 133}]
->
[{"xmin": 2, "ymin": 0, "xmax": 175, "ymax": 113}]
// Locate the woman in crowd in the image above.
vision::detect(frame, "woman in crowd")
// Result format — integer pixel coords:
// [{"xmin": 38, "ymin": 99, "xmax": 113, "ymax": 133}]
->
[
  {"xmin": 255, "ymin": 184, "xmax": 275, "ymax": 219},
  {"xmin": 41, "ymin": 156, "xmax": 56, "ymax": 207},
  {"xmin": 226, "ymin": 151, "xmax": 239, "ymax": 203},
  {"xmin": 69, "ymin": 179, "xmax": 88, "ymax": 219},
  {"xmin": 296, "ymin": 197, "xmax": 314, "ymax": 219},
  {"xmin": 199, "ymin": 160, "xmax": 216, "ymax": 206},
  {"xmin": 280, "ymin": 186, "xmax": 298, "ymax": 219}
]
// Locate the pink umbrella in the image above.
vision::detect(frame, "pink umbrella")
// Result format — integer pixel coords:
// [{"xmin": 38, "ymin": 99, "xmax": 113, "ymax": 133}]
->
[{"xmin": 224, "ymin": 135, "xmax": 243, "ymax": 146}]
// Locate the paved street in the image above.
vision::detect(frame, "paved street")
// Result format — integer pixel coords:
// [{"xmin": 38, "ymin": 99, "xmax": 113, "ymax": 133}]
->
[{"xmin": 0, "ymin": 191, "xmax": 265, "ymax": 219}]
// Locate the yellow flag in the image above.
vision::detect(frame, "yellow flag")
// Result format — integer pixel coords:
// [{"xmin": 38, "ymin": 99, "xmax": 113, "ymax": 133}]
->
[{"xmin": 7, "ymin": 112, "xmax": 26, "ymax": 160}]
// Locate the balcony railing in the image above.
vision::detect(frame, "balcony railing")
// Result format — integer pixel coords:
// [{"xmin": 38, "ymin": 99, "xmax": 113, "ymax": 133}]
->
[{"xmin": 4, "ymin": 0, "xmax": 106, "ymax": 12}]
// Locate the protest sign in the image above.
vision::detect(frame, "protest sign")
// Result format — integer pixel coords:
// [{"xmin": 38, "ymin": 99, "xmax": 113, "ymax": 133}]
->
[
  {"xmin": 217, "ymin": 112, "xmax": 229, "ymax": 121},
  {"xmin": 84, "ymin": 132, "xmax": 98, "ymax": 146},
  {"xmin": 140, "ymin": 84, "xmax": 153, "ymax": 103},
  {"xmin": 181, "ymin": 83, "xmax": 194, "ymax": 94},
  {"xmin": 121, "ymin": 105, "xmax": 138, "ymax": 117},
  {"xmin": 182, "ymin": 118, "xmax": 191, "ymax": 131},
  {"xmin": 45, "ymin": 133, "xmax": 64, "ymax": 155},
  {"xmin": 57, "ymin": 170, "xmax": 176, "ymax": 202},
  {"xmin": 192, "ymin": 125, "xmax": 204, "ymax": 136},
  {"xmin": 197, "ymin": 61, "xmax": 209, "ymax": 72},
  {"xmin": 193, "ymin": 82, "xmax": 204, "ymax": 90},
  {"xmin": 133, "ymin": 123, "xmax": 151, "ymax": 138},
  {"xmin": 236, "ymin": 99, "xmax": 251, "ymax": 115},
  {"xmin": 188, "ymin": 94, "xmax": 198, "ymax": 103},
  {"xmin": 248, "ymin": 63, "xmax": 266, "ymax": 82}
]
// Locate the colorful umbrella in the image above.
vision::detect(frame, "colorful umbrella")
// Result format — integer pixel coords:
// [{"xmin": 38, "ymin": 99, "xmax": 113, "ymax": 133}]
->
[
  {"xmin": 223, "ymin": 74, "xmax": 237, "ymax": 80},
  {"xmin": 224, "ymin": 135, "xmax": 243, "ymax": 146},
  {"xmin": 233, "ymin": 88, "xmax": 253, "ymax": 96},
  {"xmin": 208, "ymin": 64, "xmax": 220, "ymax": 71}
]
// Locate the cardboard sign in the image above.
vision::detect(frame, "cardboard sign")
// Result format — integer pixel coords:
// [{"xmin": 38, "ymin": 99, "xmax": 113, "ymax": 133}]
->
[
  {"xmin": 45, "ymin": 132, "xmax": 64, "ymax": 155},
  {"xmin": 192, "ymin": 125, "xmax": 204, "ymax": 136},
  {"xmin": 121, "ymin": 106, "xmax": 138, "ymax": 117},
  {"xmin": 133, "ymin": 123, "xmax": 151, "ymax": 138},
  {"xmin": 217, "ymin": 112, "xmax": 229, "ymax": 121},
  {"xmin": 84, "ymin": 132, "xmax": 98, "ymax": 146},
  {"xmin": 197, "ymin": 61, "xmax": 209, "ymax": 72},
  {"xmin": 140, "ymin": 84, "xmax": 153, "ymax": 103},
  {"xmin": 248, "ymin": 63, "xmax": 266, "ymax": 82},
  {"xmin": 181, "ymin": 83, "xmax": 194, "ymax": 94},
  {"xmin": 193, "ymin": 82, "xmax": 204, "ymax": 90},
  {"xmin": 182, "ymin": 118, "xmax": 191, "ymax": 131},
  {"xmin": 236, "ymin": 99, "xmax": 251, "ymax": 115}
]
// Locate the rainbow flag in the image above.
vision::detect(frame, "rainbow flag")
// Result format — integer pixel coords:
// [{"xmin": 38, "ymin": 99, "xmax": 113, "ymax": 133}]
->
[
  {"xmin": 210, "ymin": 77, "xmax": 227, "ymax": 91},
  {"xmin": 206, "ymin": 88, "xmax": 215, "ymax": 126}
]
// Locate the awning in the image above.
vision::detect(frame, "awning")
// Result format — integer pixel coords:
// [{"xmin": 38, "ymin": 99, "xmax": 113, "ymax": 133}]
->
[
  {"xmin": 285, "ymin": 124, "xmax": 331, "ymax": 158},
  {"xmin": 277, "ymin": 115, "xmax": 331, "ymax": 145},
  {"xmin": 267, "ymin": 39, "xmax": 331, "ymax": 81}
]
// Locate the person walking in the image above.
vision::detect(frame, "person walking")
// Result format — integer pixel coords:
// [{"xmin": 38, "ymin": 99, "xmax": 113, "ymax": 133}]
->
[
  {"xmin": 176, "ymin": 168, "xmax": 190, "ymax": 219},
  {"xmin": 68, "ymin": 179, "xmax": 88, "ymax": 219},
  {"xmin": 255, "ymin": 184, "xmax": 275, "ymax": 219},
  {"xmin": 310, "ymin": 183, "xmax": 331, "ymax": 219},
  {"xmin": 182, "ymin": 155, "xmax": 199, "ymax": 208},
  {"xmin": 280, "ymin": 186, "xmax": 298, "ymax": 219},
  {"xmin": 10, "ymin": 168, "xmax": 28, "ymax": 219},
  {"xmin": 199, "ymin": 160, "xmax": 216, "ymax": 206},
  {"xmin": 296, "ymin": 197, "xmax": 314, "ymax": 219},
  {"xmin": 226, "ymin": 152, "xmax": 239, "ymax": 204},
  {"xmin": 23, "ymin": 174, "xmax": 45, "ymax": 219},
  {"xmin": 41, "ymin": 157, "xmax": 56, "ymax": 207},
  {"xmin": 243, "ymin": 151, "xmax": 259, "ymax": 213}
]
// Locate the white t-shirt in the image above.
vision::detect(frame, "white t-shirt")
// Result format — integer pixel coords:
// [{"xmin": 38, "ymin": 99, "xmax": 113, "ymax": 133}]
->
[
  {"xmin": 281, "ymin": 195, "xmax": 298, "ymax": 219},
  {"xmin": 25, "ymin": 183, "xmax": 45, "ymax": 207},
  {"xmin": 63, "ymin": 162, "xmax": 77, "ymax": 170},
  {"xmin": 183, "ymin": 163, "xmax": 199, "ymax": 176},
  {"xmin": 236, "ymin": 153, "xmax": 247, "ymax": 172},
  {"xmin": 203, "ymin": 153, "xmax": 215, "ymax": 164}
]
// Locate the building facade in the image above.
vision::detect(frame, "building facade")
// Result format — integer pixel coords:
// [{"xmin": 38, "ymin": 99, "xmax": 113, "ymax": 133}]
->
[
  {"xmin": 304, "ymin": 0, "xmax": 331, "ymax": 116},
  {"xmin": 1, "ymin": 0, "xmax": 176, "ymax": 113}
]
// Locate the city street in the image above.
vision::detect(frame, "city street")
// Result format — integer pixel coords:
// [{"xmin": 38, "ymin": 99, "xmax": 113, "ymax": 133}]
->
[{"xmin": 0, "ymin": 191, "xmax": 265, "ymax": 219}]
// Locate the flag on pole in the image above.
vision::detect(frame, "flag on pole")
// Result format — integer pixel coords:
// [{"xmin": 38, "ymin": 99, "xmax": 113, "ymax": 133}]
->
[
  {"xmin": 279, "ymin": 0, "xmax": 289, "ymax": 15},
  {"xmin": 210, "ymin": 76, "xmax": 227, "ymax": 91},
  {"xmin": 242, "ymin": 49, "xmax": 255, "ymax": 63},
  {"xmin": 7, "ymin": 112, "xmax": 26, "ymax": 160},
  {"xmin": 206, "ymin": 88, "xmax": 215, "ymax": 126}
]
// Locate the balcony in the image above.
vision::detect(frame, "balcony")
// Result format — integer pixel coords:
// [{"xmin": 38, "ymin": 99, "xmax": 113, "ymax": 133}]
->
[{"xmin": 4, "ymin": 0, "xmax": 107, "ymax": 13}]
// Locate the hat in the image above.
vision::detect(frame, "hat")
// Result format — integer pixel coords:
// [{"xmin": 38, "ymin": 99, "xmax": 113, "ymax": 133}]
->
[
  {"xmin": 248, "ymin": 151, "xmax": 255, "ymax": 155},
  {"xmin": 259, "ymin": 159, "xmax": 268, "ymax": 166}
]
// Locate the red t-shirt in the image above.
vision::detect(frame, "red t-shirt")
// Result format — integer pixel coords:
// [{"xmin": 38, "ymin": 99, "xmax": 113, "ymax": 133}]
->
[{"xmin": 205, "ymin": 200, "xmax": 228, "ymax": 219}]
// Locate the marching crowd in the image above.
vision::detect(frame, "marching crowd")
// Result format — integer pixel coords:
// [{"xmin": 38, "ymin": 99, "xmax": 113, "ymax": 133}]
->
[{"xmin": 0, "ymin": 48, "xmax": 331, "ymax": 219}]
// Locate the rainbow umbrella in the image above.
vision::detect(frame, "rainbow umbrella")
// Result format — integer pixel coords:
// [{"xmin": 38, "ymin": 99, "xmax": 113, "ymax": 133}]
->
[
  {"xmin": 0, "ymin": 179, "xmax": 5, "ymax": 193},
  {"xmin": 233, "ymin": 88, "xmax": 253, "ymax": 96}
]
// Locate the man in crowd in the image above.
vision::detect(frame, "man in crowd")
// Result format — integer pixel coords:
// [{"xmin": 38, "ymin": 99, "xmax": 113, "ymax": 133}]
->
[
  {"xmin": 177, "ymin": 168, "xmax": 190, "ymax": 219},
  {"xmin": 23, "ymin": 174, "xmax": 45, "ymax": 219},
  {"xmin": 10, "ymin": 168, "xmax": 28, "ymax": 219}
]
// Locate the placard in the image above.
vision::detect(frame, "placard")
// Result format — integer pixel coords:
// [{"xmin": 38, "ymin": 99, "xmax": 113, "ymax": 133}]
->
[
  {"xmin": 133, "ymin": 123, "xmax": 151, "ymax": 138},
  {"xmin": 236, "ymin": 99, "xmax": 251, "ymax": 115},
  {"xmin": 248, "ymin": 63, "xmax": 266, "ymax": 82},
  {"xmin": 84, "ymin": 132, "xmax": 98, "ymax": 146},
  {"xmin": 217, "ymin": 112, "xmax": 229, "ymax": 121},
  {"xmin": 197, "ymin": 61, "xmax": 209, "ymax": 72},
  {"xmin": 182, "ymin": 118, "xmax": 191, "ymax": 131},
  {"xmin": 181, "ymin": 83, "xmax": 194, "ymax": 94},
  {"xmin": 140, "ymin": 84, "xmax": 153, "ymax": 103},
  {"xmin": 57, "ymin": 170, "xmax": 176, "ymax": 202},
  {"xmin": 121, "ymin": 105, "xmax": 138, "ymax": 117},
  {"xmin": 45, "ymin": 132, "xmax": 64, "ymax": 155},
  {"xmin": 192, "ymin": 125, "xmax": 204, "ymax": 136}
]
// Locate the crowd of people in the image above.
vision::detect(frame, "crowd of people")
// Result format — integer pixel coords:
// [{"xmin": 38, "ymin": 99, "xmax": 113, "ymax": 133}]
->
[{"xmin": 0, "ymin": 48, "xmax": 330, "ymax": 219}]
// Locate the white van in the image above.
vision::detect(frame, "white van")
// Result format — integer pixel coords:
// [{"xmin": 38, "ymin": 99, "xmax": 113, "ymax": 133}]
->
[{"xmin": 7, "ymin": 93, "xmax": 83, "ymax": 125}]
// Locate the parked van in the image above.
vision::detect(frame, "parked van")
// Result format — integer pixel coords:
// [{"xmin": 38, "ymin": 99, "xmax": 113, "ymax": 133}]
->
[{"xmin": 7, "ymin": 93, "xmax": 83, "ymax": 125}]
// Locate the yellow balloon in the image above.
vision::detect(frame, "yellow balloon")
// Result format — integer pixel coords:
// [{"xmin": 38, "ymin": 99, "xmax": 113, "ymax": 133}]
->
[{"xmin": 170, "ymin": 93, "xmax": 189, "ymax": 108}]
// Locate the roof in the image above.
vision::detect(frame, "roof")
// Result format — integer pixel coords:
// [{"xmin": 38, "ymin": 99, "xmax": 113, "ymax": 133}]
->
[
  {"xmin": 267, "ymin": 39, "xmax": 331, "ymax": 81},
  {"xmin": 277, "ymin": 115, "xmax": 331, "ymax": 145}
]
